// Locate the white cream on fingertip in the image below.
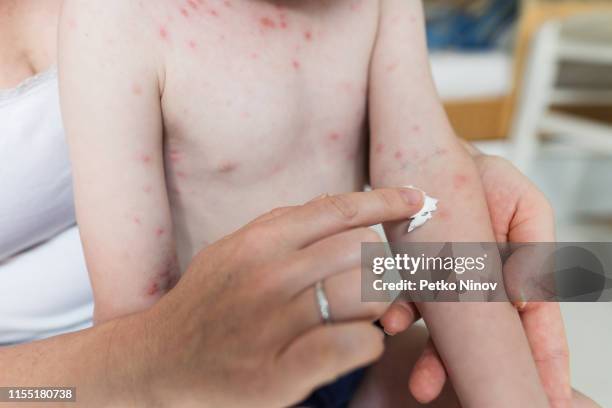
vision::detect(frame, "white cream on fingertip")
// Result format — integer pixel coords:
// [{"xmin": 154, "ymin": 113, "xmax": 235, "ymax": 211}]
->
[{"xmin": 405, "ymin": 185, "xmax": 438, "ymax": 233}]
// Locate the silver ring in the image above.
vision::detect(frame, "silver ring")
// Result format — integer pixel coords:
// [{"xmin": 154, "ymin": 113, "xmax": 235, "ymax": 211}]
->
[{"xmin": 315, "ymin": 280, "xmax": 332, "ymax": 324}]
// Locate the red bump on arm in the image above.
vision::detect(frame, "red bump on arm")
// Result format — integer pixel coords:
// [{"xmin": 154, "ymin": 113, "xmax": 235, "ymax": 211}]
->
[{"xmin": 260, "ymin": 17, "xmax": 276, "ymax": 29}]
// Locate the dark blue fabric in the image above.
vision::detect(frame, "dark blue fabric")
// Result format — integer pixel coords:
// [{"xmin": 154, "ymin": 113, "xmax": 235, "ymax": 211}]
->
[
  {"xmin": 298, "ymin": 368, "xmax": 367, "ymax": 408},
  {"xmin": 426, "ymin": 0, "xmax": 518, "ymax": 50}
]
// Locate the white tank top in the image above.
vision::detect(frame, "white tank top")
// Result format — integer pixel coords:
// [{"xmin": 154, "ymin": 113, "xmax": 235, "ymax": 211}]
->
[{"xmin": 0, "ymin": 67, "xmax": 93, "ymax": 344}]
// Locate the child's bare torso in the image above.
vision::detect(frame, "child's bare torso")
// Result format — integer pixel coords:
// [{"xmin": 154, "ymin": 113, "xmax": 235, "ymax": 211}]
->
[{"xmin": 155, "ymin": 0, "xmax": 378, "ymax": 265}]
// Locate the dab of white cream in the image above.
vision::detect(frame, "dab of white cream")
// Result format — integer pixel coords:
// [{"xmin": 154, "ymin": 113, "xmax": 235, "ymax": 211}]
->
[{"xmin": 405, "ymin": 185, "xmax": 438, "ymax": 233}]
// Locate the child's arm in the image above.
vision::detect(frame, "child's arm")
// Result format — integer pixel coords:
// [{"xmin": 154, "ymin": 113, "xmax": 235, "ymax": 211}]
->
[
  {"xmin": 369, "ymin": 1, "xmax": 548, "ymax": 406},
  {"xmin": 59, "ymin": 1, "xmax": 178, "ymax": 323}
]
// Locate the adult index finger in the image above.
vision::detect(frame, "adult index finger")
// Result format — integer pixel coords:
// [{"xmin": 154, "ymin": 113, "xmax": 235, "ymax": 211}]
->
[{"xmin": 264, "ymin": 188, "xmax": 424, "ymax": 249}]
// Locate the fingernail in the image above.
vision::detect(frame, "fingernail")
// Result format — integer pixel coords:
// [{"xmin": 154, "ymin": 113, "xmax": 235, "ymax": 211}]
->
[
  {"xmin": 400, "ymin": 188, "xmax": 423, "ymax": 206},
  {"xmin": 383, "ymin": 328, "xmax": 396, "ymax": 336},
  {"xmin": 514, "ymin": 300, "xmax": 527, "ymax": 311}
]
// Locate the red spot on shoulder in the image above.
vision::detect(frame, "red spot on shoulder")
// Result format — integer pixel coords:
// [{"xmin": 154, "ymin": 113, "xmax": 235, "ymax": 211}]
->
[
  {"xmin": 143, "ymin": 185, "xmax": 153, "ymax": 193},
  {"xmin": 133, "ymin": 216, "xmax": 142, "ymax": 225},
  {"xmin": 209, "ymin": 9, "xmax": 219, "ymax": 17},
  {"xmin": 180, "ymin": 8, "xmax": 189, "ymax": 17},
  {"xmin": 412, "ymin": 124, "xmax": 421, "ymax": 132},
  {"xmin": 176, "ymin": 171, "xmax": 188, "ymax": 179},
  {"xmin": 250, "ymin": 52, "xmax": 259, "ymax": 60},
  {"xmin": 394, "ymin": 150, "xmax": 403, "ymax": 160},
  {"xmin": 292, "ymin": 60, "xmax": 301, "ymax": 70},
  {"xmin": 375, "ymin": 143, "xmax": 384, "ymax": 153},
  {"xmin": 187, "ymin": 0, "xmax": 199, "ymax": 10},
  {"xmin": 68, "ymin": 19, "xmax": 78, "ymax": 29},
  {"xmin": 155, "ymin": 228, "xmax": 166, "ymax": 237},
  {"xmin": 188, "ymin": 40, "xmax": 197, "ymax": 49},
  {"xmin": 328, "ymin": 132, "xmax": 341, "ymax": 141},
  {"xmin": 141, "ymin": 154, "xmax": 152, "ymax": 164},
  {"xmin": 260, "ymin": 17, "xmax": 276, "ymax": 28},
  {"xmin": 223, "ymin": 0, "xmax": 232, "ymax": 7},
  {"xmin": 304, "ymin": 30, "xmax": 313, "ymax": 41}
]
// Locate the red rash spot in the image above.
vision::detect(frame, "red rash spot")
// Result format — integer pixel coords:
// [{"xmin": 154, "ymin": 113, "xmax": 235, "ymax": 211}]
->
[
  {"xmin": 260, "ymin": 17, "xmax": 276, "ymax": 29},
  {"xmin": 132, "ymin": 83, "xmax": 142, "ymax": 95},
  {"xmin": 159, "ymin": 26, "xmax": 168, "ymax": 40},
  {"xmin": 280, "ymin": 21, "xmax": 288, "ymax": 29},
  {"xmin": 147, "ymin": 282, "xmax": 160, "ymax": 296},
  {"xmin": 375, "ymin": 143, "xmax": 384, "ymax": 153},
  {"xmin": 329, "ymin": 132, "xmax": 341, "ymax": 141},
  {"xmin": 133, "ymin": 216, "xmax": 142, "ymax": 225},
  {"xmin": 155, "ymin": 228, "xmax": 166, "ymax": 237},
  {"xmin": 141, "ymin": 154, "xmax": 152, "ymax": 164},
  {"xmin": 437, "ymin": 208, "xmax": 451, "ymax": 220},
  {"xmin": 292, "ymin": 60, "xmax": 301, "ymax": 70},
  {"xmin": 453, "ymin": 174, "xmax": 469, "ymax": 189},
  {"xmin": 224, "ymin": 0, "xmax": 232, "ymax": 7},
  {"xmin": 304, "ymin": 31, "xmax": 313, "ymax": 41},
  {"xmin": 412, "ymin": 124, "xmax": 421, "ymax": 132},
  {"xmin": 188, "ymin": 40, "xmax": 197, "ymax": 49},
  {"xmin": 209, "ymin": 9, "xmax": 219, "ymax": 17},
  {"xmin": 169, "ymin": 150, "xmax": 182, "ymax": 163},
  {"xmin": 187, "ymin": 0, "xmax": 199, "ymax": 10},
  {"xmin": 219, "ymin": 162, "xmax": 238, "ymax": 173},
  {"xmin": 68, "ymin": 19, "xmax": 78, "ymax": 29},
  {"xmin": 176, "ymin": 171, "xmax": 188, "ymax": 179},
  {"xmin": 386, "ymin": 62, "xmax": 399, "ymax": 72},
  {"xmin": 180, "ymin": 8, "xmax": 189, "ymax": 17},
  {"xmin": 394, "ymin": 150, "xmax": 403, "ymax": 160},
  {"xmin": 143, "ymin": 185, "xmax": 153, "ymax": 193},
  {"xmin": 250, "ymin": 52, "xmax": 259, "ymax": 60}
]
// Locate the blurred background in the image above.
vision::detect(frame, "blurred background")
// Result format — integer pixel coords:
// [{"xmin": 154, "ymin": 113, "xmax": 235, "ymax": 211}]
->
[{"xmin": 423, "ymin": 0, "xmax": 612, "ymax": 404}]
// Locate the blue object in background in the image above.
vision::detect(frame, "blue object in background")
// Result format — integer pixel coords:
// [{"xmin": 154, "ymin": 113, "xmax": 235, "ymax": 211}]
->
[{"xmin": 426, "ymin": 0, "xmax": 518, "ymax": 50}]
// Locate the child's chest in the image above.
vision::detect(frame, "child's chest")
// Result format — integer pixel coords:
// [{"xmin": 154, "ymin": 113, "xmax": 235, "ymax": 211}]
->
[{"xmin": 155, "ymin": 0, "xmax": 378, "ymax": 178}]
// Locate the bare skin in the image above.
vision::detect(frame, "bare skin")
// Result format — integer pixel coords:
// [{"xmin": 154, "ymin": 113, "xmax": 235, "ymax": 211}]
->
[
  {"xmin": 0, "ymin": 0, "xmax": 60, "ymax": 89},
  {"xmin": 59, "ymin": 0, "xmax": 560, "ymax": 406},
  {"xmin": 0, "ymin": 189, "xmax": 424, "ymax": 407},
  {"xmin": 0, "ymin": 0, "xmax": 584, "ymax": 406}
]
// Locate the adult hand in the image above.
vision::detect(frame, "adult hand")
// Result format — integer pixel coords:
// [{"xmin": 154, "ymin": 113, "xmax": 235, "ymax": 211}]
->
[
  {"xmin": 136, "ymin": 188, "xmax": 424, "ymax": 407},
  {"xmin": 380, "ymin": 152, "xmax": 571, "ymax": 407}
]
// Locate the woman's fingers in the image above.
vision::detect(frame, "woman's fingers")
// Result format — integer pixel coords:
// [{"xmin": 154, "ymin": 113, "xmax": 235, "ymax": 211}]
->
[
  {"xmin": 283, "ymin": 266, "xmax": 389, "ymax": 336},
  {"xmin": 263, "ymin": 188, "xmax": 424, "ymax": 250},
  {"xmin": 273, "ymin": 227, "xmax": 383, "ymax": 295},
  {"xmin": 277, "ymin": 322, "xmax": 385, "ymax": 399},
  {"xmin": 379, "ymin": 297, "xmax": 420, "ymax": 335},
  {"xmin": 408, "ymin": 338, "xmax": 448, "ymax": 404}
]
